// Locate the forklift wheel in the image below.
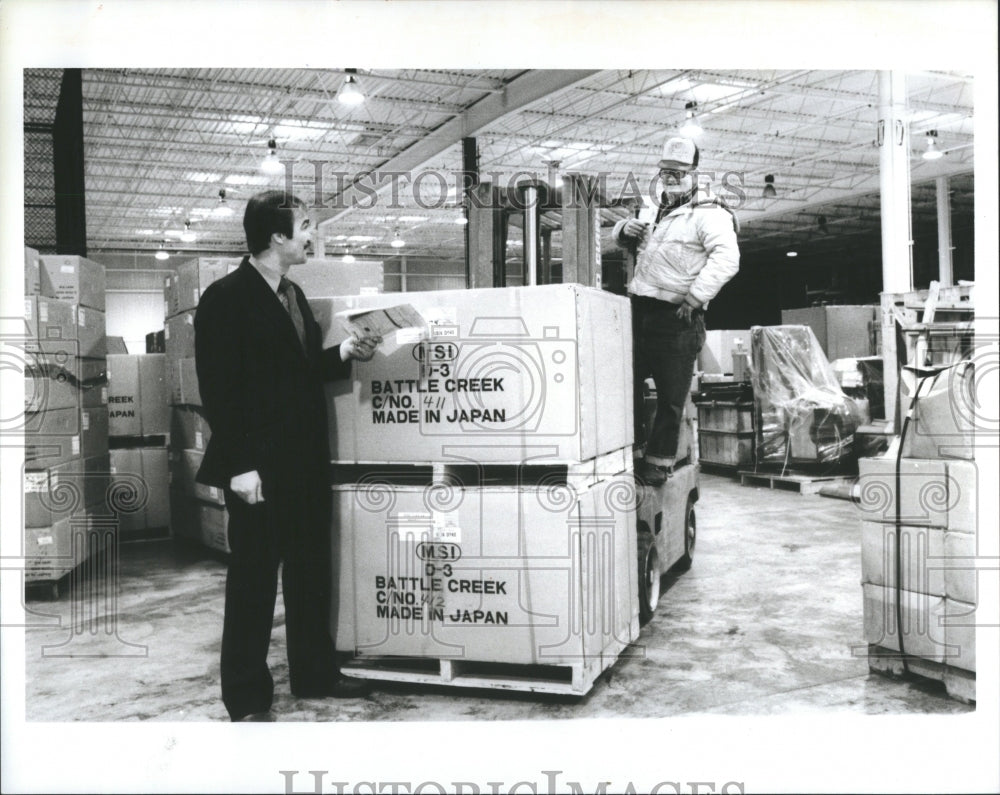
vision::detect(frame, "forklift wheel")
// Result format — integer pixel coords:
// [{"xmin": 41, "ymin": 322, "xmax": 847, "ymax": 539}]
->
[
  {"xmin": 676, "ymin": 495, "xmax": 696, "ymax": 571},
  {"xmin": 638, "ymin": 531, "xmax": 660, "ymax": 624}
]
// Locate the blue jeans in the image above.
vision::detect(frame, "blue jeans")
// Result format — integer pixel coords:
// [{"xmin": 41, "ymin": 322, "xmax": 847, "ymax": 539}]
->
[{"xmin": 632, "ymin": 296, "xmax": 705, "ymax": 461}]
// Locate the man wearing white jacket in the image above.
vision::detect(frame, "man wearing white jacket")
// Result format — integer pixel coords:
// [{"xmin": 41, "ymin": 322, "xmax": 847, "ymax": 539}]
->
[{"xmin": 614, "ymin": 137, "xmax": 740, "ymax": 485}]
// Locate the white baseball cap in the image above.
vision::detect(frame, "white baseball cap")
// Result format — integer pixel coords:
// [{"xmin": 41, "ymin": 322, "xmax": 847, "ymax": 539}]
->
[{"xmin": 659, "ymin": 137, "xmax": 698, "ymax": 169}]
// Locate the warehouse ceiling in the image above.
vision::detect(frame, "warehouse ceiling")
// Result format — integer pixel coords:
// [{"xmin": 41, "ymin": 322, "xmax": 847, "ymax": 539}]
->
[{"xmin": 23, "ymin": 68, "xmax": 975, "ymax": 264}]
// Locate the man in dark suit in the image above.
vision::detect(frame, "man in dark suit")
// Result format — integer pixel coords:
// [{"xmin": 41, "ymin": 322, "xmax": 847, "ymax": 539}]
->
[{"xmin": 195, "ymin": 190, "xmax": 380, "ymax": 721}]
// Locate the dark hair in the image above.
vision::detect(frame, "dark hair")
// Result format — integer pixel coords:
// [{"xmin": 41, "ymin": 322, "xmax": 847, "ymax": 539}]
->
[{"xmin": 243, "ymin": 190, "xmax": 307, "ymax": 255}]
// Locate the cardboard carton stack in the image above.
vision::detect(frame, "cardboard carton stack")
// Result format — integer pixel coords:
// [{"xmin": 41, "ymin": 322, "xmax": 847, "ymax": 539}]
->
[
  {"xmin": 858, "ymin": 358, "xmax": 978, "ymax": 700},
  {"xmin": 24, "ymin": 253, "xmax": 110, "ymax": 585},
  {"xmin": 313, "ymin": 284, "xmax": 640, "ymax": 695},
  {"xmin": 107, "ymin": 351, "xmax": 170, "ymax": 540},
  {"xmin": 164, "ymin": 258, "xmax": 240, "ymax": 554}
]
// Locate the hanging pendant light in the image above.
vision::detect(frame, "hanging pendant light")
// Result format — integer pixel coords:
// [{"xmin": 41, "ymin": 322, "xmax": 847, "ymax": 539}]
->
[
  {"xmin": 261, "ymin": 138, "xmax": 284, "ymax": 175},
  {"xmin": 337, "ymin": 70, "xmax": 365, "ymax": 106},
  {"xmin": 679, "ymin": 101, "xmax": 703, "ymax": 138},
  {"xmin": 762, "ymin": 174, "xmax": 777, "ymax": 199},
  {"xmin": 390, "ymin": 228, "xmax": 406, "ymax": 248},
  {"xmin": 180, "ymin": 220, "xmax": 196, "ymax": 243},
  {"xmin": 213, "ymin": 188, "xmax": 234, "ymax": 218},
  {"xmin": 342, "ymin": 249, "xmax": 357, "ymax": 264},
  {"xmin": 155, "ymin": 243, "xmax": 169, "ymax": 261},
  {"xmin": 922, "ymin": 130, "xmax": 944, "ymax": 160}
]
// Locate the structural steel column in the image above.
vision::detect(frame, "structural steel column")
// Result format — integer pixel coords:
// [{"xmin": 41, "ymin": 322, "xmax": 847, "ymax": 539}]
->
[
  {"xmin": 54, "ymin": 68, "xmax": 87, "ymax": 256},
  {"xmin": 936, "ymin": 176, "xmax": 954, "ymax": 287}
]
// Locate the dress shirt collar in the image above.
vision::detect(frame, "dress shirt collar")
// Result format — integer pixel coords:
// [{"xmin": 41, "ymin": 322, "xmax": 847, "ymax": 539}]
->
[{"xmin": 247, "ymin": 255, "xmax": 283, "ymax": 294}]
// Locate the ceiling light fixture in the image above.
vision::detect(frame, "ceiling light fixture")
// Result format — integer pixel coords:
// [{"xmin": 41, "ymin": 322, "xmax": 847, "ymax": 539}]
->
[
  {"xmin": 155, "ymin": 244, "xmax": 169, "ymax": 261},
  {"xmin": 337, "ymin": 69, "xmax": 365, "ymax": 106},
  {"xmin": 922, "ymin": 130, "xmax": 944, "ymax": 160},
  {"xmin": 390, "ymin": 229, "xmax": 406, "ymax": 249},
  {"xmin": 180, "ymin": 220, "xmax": 196, "ymax": 243},
  {"xmin": 213, "ymin": 188, "xmax": 234, "ymax": 218},
  {"xmin": 342, "ymin": 250, "xmax": 356, "ymax": 263},
  {"xmin": 261, "ymin": 138, "xmax": 284, "ymax": 175},
  {"xmin": 786, "ymin": 251, "xmax": 798, "ymax": 258},
  {"xmin": 762, "ymin": 174, "xmax": 777, "ymax": 199},
  {"xmin": 679, "ymin": 101, "xmax": 703, "ymax": 138}
]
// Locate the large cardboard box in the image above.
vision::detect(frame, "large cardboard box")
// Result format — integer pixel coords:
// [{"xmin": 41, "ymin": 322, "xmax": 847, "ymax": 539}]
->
[
  {"xmin": 167, "ymin": 356, "xmax": 201, "ymax": 406},
  {"xmin": 698, "ymin": 329, "xmax": 752, "ymax": 375},
  {"xmin": 312, "ymin": 284, "xmax": 633, "ymax": 464},
  {"xmin": 781, "ymin": 305, "xmax": 875, "ymax": 360},
  {"xmin": 287, "ymin": 258, "xmax": 383, "ymax": 298},
  {"xmin": 899, "ymin": 363, "xmax": 975, "ymax": 460},
  {"xmin": 943, "ymin": 532, "xmax": 977, "ymax": 605},
  {"xmin": 24, "ymin": 296, "xmax": 75, "ymax": 345},
  {"xmin": 164, "ymin": 310, "xmax": 197, "ymax": 358},
  {"xmin": 72, "ymin": 306, "xmax": 107, "ymax": 359},
  {"xmin": 857, "ymin": 456, "xmax": 977, "ymax": 533},
  {"xmin": 25, "ymin": 354, "xmax": 108, "ymax": 416},
  {"xmin": 110, "ymin": 447, "xmax": 170, "ymax": 534},
  {"xmin": 39, "ymin": 255, "xmax": 106, "ymax": 311},
  {"xmin": 198, "ymin": 502, "xmax": 230, "ymax": 553},
  {"xmin": 168, "ymin": 448, "xmax": 224, "ymax": 505},
  {"xmin": 170, "ymin": 405, "xmax": 211, "ymax": 451},
  {"xmin": 107, "ymin": 354, "xmax": 168, "ymax": 436},
  {"xmin": 330, "ymin": 474, "xmax": 639, "ymax": 669},
  {"xmin": 80, "ymin": 405, "xmax": 109, "ymax": 458},
  {"xmin": 165, "ymin": 257, "xmax": 241, "ymax": 318},
  {"xmin": 24, "ymin": 457, "xmax": 84, "ymax": 527},
  {"xmin": 862, "ymin": 583, "xmax": 947, "ymax": 663},
  {"xmin": 861, "ymin": 521, "xmax": 945, "ymax": 597},
  {"xmin": 943, "ymin": 598, "xmax": 976, "ymax": 672},
  {"xmin": 25, "ymin": 246, "xmax": 41, "ymax": 295},
  {"xmin": 25, "ymin": 406, "xmax": 80, "ymax": 468}
]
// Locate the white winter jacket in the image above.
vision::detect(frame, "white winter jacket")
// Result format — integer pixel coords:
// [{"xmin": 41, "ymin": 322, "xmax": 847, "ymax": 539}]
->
[{"xmin": 614, "ymin": 193, "xmax": 740, "ymax": 309}]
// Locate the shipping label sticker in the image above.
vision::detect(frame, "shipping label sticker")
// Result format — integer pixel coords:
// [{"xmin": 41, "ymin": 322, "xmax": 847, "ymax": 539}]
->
[
  {"xmin": 432, "ymin": 511, "xmax": 461, "ymax": 543},
  {"xmin": 40, "ymin": 303, "xmax": 48, "ymax": 322},
  {"xmin": 25, "ymin": 299, "xmax": 33, "ymax": 320},
  {"xmin": 78, "ymin": 308, "xmax": 86, "ymax": 326},
  {"xmin": 193, "ymin": 288, "xmax": 200, "ymax": 303},
  {"xmin": 82, "ymin": 413, "xmax": 90, "ymax": 430},
  {"xmin": 195, "ymin": 431, "xmax": 203, "ymax": 449},
  {"xmin": 395, "ymin": 327, "xmax": 425, "ymax": 345},
  {"xmin": 37, "ymin": 536, "xmax": 53, "ymax": 547},
  {"xmin": 186, "ymin": 314, "xmax": 194, "ymax": 325},
  {"xmin": 101, "ymin": 387, "xmax": 108, "ymax": 403},
  {"xmin": 24, "ymin": 472, "xmax": 49, "ymax": 493},
  {"xmin": 424, "ymin": 307, "xmax": 459, "ymax": 339},
  {"xmin": 208, "ymin": 486, "xmax": 219, "ymax": 500},
  {"xmin": 164, "ymin": 325, "xmax": 170, "ymax": 339},
  {"xmin": 164, "ymin": 301, "xmax": 169, "ymax": 317},
  {"xmin": 61, "ymin": 265, "xmax": 75, "ymax": 274},
  {"xmin": 71, "ymin": 436, "xmax": 80, "ymax": 455},
  {"xmin": 359, "ymin": 286, "xmax": 380, "ymax": 296}
]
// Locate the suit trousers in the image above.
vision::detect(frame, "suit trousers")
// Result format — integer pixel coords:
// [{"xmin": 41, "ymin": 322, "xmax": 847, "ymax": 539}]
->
[
  {"xmin": 220, "ymin": 472, "xmax": 337, "ymax": 720},
  {"xmin": 632, "ymin": 295, "xmax": 706, "ymax": 461}
]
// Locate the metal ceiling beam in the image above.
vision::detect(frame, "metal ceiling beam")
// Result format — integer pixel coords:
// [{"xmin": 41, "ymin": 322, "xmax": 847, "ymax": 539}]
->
[{"xmin": 317, "ymin": 70, "xmax": 601, "ymax": 227}]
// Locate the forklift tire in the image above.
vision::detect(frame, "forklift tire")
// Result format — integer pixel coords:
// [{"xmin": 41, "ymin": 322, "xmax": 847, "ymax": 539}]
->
[
  {"xmin": 638, "ymin": 530, "xmax": 660, "ymax": 624},
  {"xmin": 676, "ymin": 495, "xmax": 696, "ymax": 572}
]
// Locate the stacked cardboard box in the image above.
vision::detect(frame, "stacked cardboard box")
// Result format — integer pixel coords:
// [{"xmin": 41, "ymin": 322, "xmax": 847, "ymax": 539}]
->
[
  {"xmin": 24, "ymin": 253, "xmax": 110, "ymax": 585},
  {"xmin": 164, "ymin": 258, "xmax": 239, "ymax": 554},
  {"xmin": 107, "ymin": 353, "xmax": 170, "ymax": 539},
  {"xmin": 858, "ymin": 364, "xmax": 978, "ymax": 696},
  {"xmin": 316, "ymin": 284, "xmax": 640, "ymax": 695},
  {"xmin": 780, "ymin": 305, "xmax": 876, "ymax": 361}
]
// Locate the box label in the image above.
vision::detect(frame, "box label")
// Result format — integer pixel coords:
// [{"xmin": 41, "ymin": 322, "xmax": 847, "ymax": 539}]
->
[
  {"xmin": 25, "ymin": 472, "xmax": 50, "ymax": 492},
  {"xmin": 61, "ymin": 265, "xmax": 75, "ymax": 274},
  {"xmin": 37, "ymin": 536, "xmax": 53, "ymax": 546}
]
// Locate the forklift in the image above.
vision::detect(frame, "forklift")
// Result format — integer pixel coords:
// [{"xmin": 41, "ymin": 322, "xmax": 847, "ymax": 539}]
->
[{"xmin": 465, "ymin": 162, "xmax": 700, "ymax": 628}]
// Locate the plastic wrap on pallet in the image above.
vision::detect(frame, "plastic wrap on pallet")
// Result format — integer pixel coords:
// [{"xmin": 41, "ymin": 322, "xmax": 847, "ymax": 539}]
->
[{"xmin": 750, "ymin": 325, "xmax": 866, "ymax": 469}]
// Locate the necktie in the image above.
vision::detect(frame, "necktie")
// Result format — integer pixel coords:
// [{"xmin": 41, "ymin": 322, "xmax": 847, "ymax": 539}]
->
[{"xmin": 278, "ymin": 277, "xmax": 306, "ymax": 349}]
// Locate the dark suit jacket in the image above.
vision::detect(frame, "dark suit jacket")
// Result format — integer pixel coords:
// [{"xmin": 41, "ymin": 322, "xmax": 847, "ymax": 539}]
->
[{"xmin": 194, "ymin": 258, "xmax": 351, "ymax": 492}]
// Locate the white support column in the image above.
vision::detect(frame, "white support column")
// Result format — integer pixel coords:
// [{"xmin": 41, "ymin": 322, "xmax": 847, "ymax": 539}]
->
[
  {"xmin": 878, "ymin": 70, "xmax": 913, "ymax": 430},
  {"xmin": 878, "ymin": 70, "xmax": 913, "ymax": 294},
  {"xmin": 936, "ymin": 176, "xmax": 954, "ymax": 287},
  {"xmin": 522, "ymin": 184, "xmax": 539, "ymax": 287}
]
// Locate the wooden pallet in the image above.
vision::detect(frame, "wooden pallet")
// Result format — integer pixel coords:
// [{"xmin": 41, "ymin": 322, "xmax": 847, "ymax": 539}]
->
[
  {"xmin": 867, "ymin": 644, "xmax": 975, "ymax": 704},
  {"xmin": 738, "ymin": 470, "xmax": 854, "ymax": 495},
  {"xmin": 698, "ymin": 460, "xmax": 742, "ymax": 478},
  {"xmin": 341, "ymin": 653, "xmax": 610, "ymax": 696}
]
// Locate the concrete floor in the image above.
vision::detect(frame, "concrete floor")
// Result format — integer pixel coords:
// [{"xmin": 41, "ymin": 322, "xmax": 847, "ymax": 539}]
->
[{"xmin": 23, "ymin": 473, "xmax": 973, "ymax": 722}]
